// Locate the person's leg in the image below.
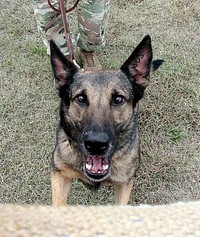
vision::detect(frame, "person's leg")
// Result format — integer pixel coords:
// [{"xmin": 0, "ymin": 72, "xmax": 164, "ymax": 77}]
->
[
  {"xmin": 77, "ymin": 0, "xmax": 111, "ymax": 70},
  {"xmin": 31, "ymin": 0, "xmax": 75, "ymax": 56},
  {"xmin": 77, "ymin": 0, "xmax": 110, "ymax": 51}
]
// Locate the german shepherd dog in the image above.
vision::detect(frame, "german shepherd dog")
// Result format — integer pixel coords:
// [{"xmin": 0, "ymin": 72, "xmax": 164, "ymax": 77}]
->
[{"xmin": 50, "ymin": 35, "xmax": 162, "ymax": 206}]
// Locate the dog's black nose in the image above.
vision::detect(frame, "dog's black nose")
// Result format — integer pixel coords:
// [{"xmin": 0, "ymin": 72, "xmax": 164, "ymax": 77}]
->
[{"xmin": 84, "ymin": 131, "xmax": 109, "ymax": 155}]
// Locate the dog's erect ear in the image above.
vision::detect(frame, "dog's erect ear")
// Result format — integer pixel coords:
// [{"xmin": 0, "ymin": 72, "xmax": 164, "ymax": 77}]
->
[
  {"xmin": 121, "ymin": 35, "xmax": 152, "ymax": 88},
  {"xmin": 50, "ymin": 40, "xmax": 78, "ymax": 90}
]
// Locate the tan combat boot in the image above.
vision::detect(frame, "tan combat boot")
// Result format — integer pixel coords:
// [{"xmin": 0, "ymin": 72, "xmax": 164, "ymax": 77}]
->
[{"xmin": 80, "ymin": 49, "xmax": 102, "ymax": 71}]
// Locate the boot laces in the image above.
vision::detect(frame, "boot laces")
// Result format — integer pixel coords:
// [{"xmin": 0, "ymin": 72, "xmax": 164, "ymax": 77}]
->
[{"xmin": 84, "ymin": 51, "xmax": 96, "ymax": 67}]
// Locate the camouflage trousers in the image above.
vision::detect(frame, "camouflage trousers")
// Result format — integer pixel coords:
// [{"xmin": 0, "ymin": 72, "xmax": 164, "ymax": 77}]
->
[{"xmin": 31, "ymin": 0, "xmax": 111, "ymax": 56}]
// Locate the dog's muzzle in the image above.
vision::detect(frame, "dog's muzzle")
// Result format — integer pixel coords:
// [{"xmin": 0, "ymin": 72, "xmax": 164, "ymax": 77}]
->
[{"xmin": 83, "ymin": 131, "xmax": 111, "ymax": 181}]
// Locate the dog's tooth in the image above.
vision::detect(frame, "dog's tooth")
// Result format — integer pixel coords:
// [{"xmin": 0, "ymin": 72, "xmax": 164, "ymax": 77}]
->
[
  {"xmin": 86, "ymin": 164, "xmax": 92, "ymax": 170},
  {"xmin": 103, "ymin": 164, "xmax": 108, "ymax": 170}
]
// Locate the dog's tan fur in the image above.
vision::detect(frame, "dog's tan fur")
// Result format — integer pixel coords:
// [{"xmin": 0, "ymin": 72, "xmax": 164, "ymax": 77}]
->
[{"xmin": 50, "ymin": 35, "xmax": 163, "ymax": 205}]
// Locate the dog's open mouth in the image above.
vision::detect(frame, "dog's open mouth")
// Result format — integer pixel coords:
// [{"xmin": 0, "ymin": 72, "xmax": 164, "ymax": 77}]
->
[{"xmin": 84, "ymin": 156, "xmax": 110, "ymax": 181}]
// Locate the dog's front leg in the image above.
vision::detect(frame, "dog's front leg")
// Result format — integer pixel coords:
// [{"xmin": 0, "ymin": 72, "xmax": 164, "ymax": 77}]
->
[
  {"xmin": 114, "ymin": 178, "xmax": 134, "ymax": 205},
  {"xmin": 51, "ymin": 171, "xmax": 72, "ymax": 206}
]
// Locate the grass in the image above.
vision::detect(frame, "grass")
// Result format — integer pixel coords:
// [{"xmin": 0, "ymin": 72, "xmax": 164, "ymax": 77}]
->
[
  {"xmin": 165, "ymin": 127, "xmax": 182, "ymax": 143},
  {"xmin": 0, "ymin": 0, "xmax": 199, "ymax": 205}
]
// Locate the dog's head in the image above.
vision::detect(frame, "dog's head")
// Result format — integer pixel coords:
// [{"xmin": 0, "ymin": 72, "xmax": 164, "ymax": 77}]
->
[{"xmin": 50, "ymin": 35, "xmax": 163, "ymax": 182}]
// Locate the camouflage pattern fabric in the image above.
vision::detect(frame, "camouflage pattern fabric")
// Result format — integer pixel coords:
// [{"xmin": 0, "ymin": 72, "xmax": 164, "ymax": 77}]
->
[
  {"xmin": 31, "ymin": 0, "xmax": 111, "ymax": 56},
  {"xmin": 77, "ymin": 0, "xmax": 110, "ymax": 51}
]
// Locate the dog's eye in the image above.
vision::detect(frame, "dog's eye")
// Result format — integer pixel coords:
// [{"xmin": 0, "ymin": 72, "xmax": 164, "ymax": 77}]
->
[
  {"xmin": 112, "ymin": 95, "xmax": 126, "ymax": 106},
  {"xmin": 75, "ymin": 94, "xmax": 87, "ymax": 105}
]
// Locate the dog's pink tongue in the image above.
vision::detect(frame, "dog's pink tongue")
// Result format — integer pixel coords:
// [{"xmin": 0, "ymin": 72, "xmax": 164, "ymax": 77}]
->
[{"xmin": 92, "ymin": 157, "xmax": 102, "ymax": 172}]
